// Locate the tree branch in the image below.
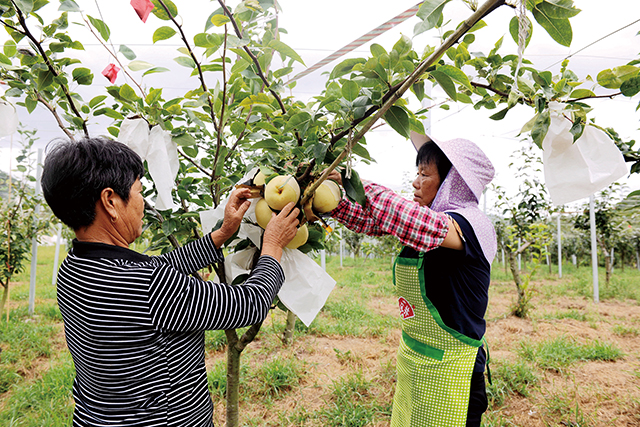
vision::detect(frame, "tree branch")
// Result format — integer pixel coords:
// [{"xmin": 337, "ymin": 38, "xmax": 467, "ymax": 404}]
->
[
  {"xmin": 217, "ymin": 0, "xmax": 287, "ymax": 115},
  {"xmin": 155, "ymin": 0, "xmax": 220, "ymax": 135},
  {"xmin": 36, "ymin": 93, "xmax": 75, "ymax": 140},
  {"xmin": 81, "ymin": 14, "xmax": 146, "ymax": 99},
  {"xmin": 10, "ymin": 0, "xmax": 89, "ymax": 137},
  {"xmin": 301, "ymin": 0, "xmax": 507, "ymax": 206}
]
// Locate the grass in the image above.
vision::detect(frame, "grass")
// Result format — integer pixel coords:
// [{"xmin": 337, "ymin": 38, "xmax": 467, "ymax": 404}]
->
[
  {"xmin": 486, "ymin": 359, "xmax": 539, "ymax": 407},
  {"xmin": 517, "ymin": 335, "xmax": 624, "ymax": 373},
  {"xmin": 2, "ymin": 246, "xmax": 640, "ymax": 426}
]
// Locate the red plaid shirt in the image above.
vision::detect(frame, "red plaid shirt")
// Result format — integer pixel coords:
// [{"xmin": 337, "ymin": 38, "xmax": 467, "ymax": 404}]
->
[{"xmin": 331, "ymin": 183, "xmax": 449, "ymax": 253}]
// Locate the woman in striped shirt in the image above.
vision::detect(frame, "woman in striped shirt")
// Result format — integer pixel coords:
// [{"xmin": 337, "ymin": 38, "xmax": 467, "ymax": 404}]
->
[{"xmin": 42, "ymin": 137, "xmax": 300, "ymax": 427}]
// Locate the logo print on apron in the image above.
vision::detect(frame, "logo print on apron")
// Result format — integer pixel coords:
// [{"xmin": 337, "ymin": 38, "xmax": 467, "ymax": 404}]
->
[{"xmin": 398, "ymin": 297, "xmax": 415, "ymax": 319}]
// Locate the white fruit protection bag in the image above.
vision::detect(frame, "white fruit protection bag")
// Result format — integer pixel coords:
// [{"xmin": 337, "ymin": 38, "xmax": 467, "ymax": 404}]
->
[
  {"xmin": 119, "ymin": 118, "xmax": 179, "ymax": 211},
  {"xmin": 542, "ymin": 102, "xmax": 628, "ymax": 206},
  {"xmin": 0, "ymin": 100, "xmax": 19, "ymax": 137},
  {"xmin": 200, "ymin": 169, "xmax": 336, "ymax": 327}
]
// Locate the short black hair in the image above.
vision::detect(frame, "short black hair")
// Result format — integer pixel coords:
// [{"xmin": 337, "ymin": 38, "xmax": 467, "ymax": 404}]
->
[
  {"xmin": 416, "ymin": 141, "xmax": 452, "ymax": 181},
  {"xmin": 42, "ymin": 137, "xmax": 144, "ymax": 229}
]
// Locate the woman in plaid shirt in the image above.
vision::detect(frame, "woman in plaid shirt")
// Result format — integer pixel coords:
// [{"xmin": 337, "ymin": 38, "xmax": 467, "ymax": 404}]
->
[{"xmin": 328, "ymin": 132, "xmax": 497, "ymax": 427}]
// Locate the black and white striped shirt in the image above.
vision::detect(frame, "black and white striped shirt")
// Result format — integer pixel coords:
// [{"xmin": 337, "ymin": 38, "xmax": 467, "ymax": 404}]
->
[{"xmin": 57, "ymin": 235, "xmax": 284, "ymax": 426}]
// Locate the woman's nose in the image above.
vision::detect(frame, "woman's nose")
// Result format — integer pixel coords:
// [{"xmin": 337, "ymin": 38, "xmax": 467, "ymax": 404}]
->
[{"xmin": 412, "ymin": 177, "xmax": 419, "ymax": 189}]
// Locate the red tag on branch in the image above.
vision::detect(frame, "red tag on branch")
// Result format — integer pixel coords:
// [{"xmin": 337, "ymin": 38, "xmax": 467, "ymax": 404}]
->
[
  {"xmin": 101, "ymin": 64, "xmax": 120, "ymax": 84},
  {"xmin": 130, "ymin": 0, "xmax": 154, "ymax": 23}
]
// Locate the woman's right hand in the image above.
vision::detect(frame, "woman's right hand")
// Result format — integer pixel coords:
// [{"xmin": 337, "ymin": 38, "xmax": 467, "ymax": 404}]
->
[
  {"xmin": 326, "ymin": 169, "xmax": 342, "ymax": 187},
  {"xmin": 261, "ymin": 202, "xmax": 300, "ymax": 261}
]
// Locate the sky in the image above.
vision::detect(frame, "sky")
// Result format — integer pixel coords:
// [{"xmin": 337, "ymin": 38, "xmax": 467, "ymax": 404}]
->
[{"xmin": 1, "ymin": 0, "xmax": 640, "ymax": 213}]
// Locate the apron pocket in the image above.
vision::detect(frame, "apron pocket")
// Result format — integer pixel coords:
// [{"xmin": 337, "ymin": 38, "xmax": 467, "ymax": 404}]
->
[{"xmin": 402, "ymin": 331, "xmax": 444, "ymax": 361}]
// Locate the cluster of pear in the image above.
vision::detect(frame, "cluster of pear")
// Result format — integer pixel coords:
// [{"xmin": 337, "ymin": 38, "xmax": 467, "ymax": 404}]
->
[{"xmin": 253, "ymin": 171, "xmax": 342, "ymax": 249}]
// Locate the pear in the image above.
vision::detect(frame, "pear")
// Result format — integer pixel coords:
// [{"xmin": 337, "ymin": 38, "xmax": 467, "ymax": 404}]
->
[{"xmin": 264, "ymin": 175, "xmax": 300, "ymax": 211}]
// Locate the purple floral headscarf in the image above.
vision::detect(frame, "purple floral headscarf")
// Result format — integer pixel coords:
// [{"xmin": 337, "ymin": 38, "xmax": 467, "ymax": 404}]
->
[{"xmin": 425, "ymin": 136, "xmax": 497, "ymax": 263}]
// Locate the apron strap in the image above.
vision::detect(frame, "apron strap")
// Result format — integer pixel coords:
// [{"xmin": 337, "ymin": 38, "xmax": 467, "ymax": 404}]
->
[{"xmin": 482, "ymin": 336, "xmax": 492, "ymax": 385}]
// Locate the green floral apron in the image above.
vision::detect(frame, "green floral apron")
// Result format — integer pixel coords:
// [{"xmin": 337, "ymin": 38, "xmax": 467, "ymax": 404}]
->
[{"xmin": 391, "ymin": 251, "xmax": 483, "ymax": 427}]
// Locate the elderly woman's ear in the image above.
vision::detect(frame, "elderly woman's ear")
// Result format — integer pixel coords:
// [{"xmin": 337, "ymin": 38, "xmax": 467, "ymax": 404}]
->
[{"xmin": 98, "ymin": 187, "xmax": 121, "ymax": 223}]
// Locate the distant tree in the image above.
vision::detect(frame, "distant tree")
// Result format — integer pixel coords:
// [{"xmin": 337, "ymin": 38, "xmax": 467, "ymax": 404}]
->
[{"xmin": 0, "ymin": 129, "xmax": 51, "ymax": 319}]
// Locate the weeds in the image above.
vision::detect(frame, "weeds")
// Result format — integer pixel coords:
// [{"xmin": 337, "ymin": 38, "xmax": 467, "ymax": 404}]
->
[
  {"xmin": 486, "ymin": 360, "xmax": 539, "ymax": 407},
  {"xmin": 518, "ymin": 336, "xmax": 623, "ymax": 373}
]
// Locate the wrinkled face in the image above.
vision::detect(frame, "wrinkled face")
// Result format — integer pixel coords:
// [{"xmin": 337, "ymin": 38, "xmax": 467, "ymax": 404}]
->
[
  {"xmin": 119, "ymin": 178, "xmax": 145, "ymax": 243},
  {"xmin": 412, "ymin": 161, "xmax": 442, "ymax": 208}
]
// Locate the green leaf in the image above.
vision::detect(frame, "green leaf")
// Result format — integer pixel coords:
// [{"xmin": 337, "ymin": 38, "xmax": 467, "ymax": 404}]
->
[
  {"xmin": 143, "ymin": 66, "xmax": 170, "ymax": 76},
  {"xmin": 210, "ymin": 14, "xmax": 230, "ymax": 27},
  {"xmin": 531, "ymin": 110, "xmax": 551, "ymax": 148},
  {"xmin": 87, "ymin": 15, "xmax": 110, "ymax": 41},
  {"xmin": 437, "ymin": 64, "xmax": 472, "ymax": 90},
  {"xmin": 412, "ymin": 81, "xmax": 425, "ymax": 101},
  {"xmin": 250, "ymin": 139, "xmax": 279, "ymax": 150},
  {"xmin": 342, "ymin": 169, "xmax": 366, "ymax": 207},
  {"xmin": 532, "ymin": 6, "xmax": 572, "ymax": 47},
  {"xmin": 392, "ymin": 34, "xmax": 412, "ymax": 57},
  {"xmin": 341, "ymin": 80, "xmax": 359, "ymax": 102},
  {"xmin": 621, "ymin": 76, "xmax": 640, "ymax": 97},
  {"xmin": 414, "ymin": 0, "xmax": 450, "ymax": 36},
  {"xmin": 89, "ymin": 95, "xmax": 107, "ymax": 108},
  {"xmin": 72, "ymin": 67, "xmax": 93, "ymax": 85},
  {"xmin": 128, "ymin": 60, "xmax": 154, "ymax": 71},
  {"xmin": 14, "ymin": 0, "xmax": 33, "ymax": 13},
  {"xmin": 3, "ymin": 40, "xmax": 16, "ymax": 57},
  {"xmin": 194, "ymin": 33, "xmax": 223, "ymax": 49},
  {"xmin": 509, "ymin": 16, "xmax": 532, "ymax": 48},
  {"xmin": 541, "ymin": 0, "xmax": 580, "ymax": 19},
  {"xmin": 119, "ymin": 45, "xmax": 136, "ymax": 60},
  {"xmin": 284, "ymin": 112, "xmax": 312, "ymax": 133},
  {"xmin": 268, "ymin": 40, "xmax": 305, "ymax": 66},
  {"xmin": 37, "ymin": 69, "xmax": 54, "ymax": 90},
  {"xmin": 174, "ymin": 56, "xmax": 196, "ymax": 69},
  {"xmin": 430, "ymin": 70, "xmax": 457, "ymax": 101},
  {"xmin": 151, "ymin": 0, "xmax": 177, "ymax": 20},
  {"xmin": 24, "ymin": 96, "xmax": 37, "ymax": 113},
  {"xmin": 569, "ymin": 117, "xmax": 584, "ymax": 142},
  {"xmin": 173, "ymin": 133, "xmax": 196, "ymax": 146},
  {"xmin": 58, "ymin": 0, "xmax": 80, "ymax": 12},
  {"xmin": 0, "ymin": 53, "xmax": 11, "ymax": 65},
  {"xmin": 532, "ymin": 70, "xmax": 553, "ymax": 86},
  {"xmin": 153, "ymin": 26, "xmax": 176, "ymax": 43},
  {"xmin": 384, "ymin": 105, "xmax": 410, "ymax": 138},
  {"xmin": 329, "ymin": 58, "xmax": 366, "ymax": 79},
  {"xmin": 119, "ymin": 83, "xmax": 137, "ymax": 101},
  {"xmin": 145, "ymin": 88, "xmax": 163, "ymax": 105},
  {"xmin": 489, "ymin": 107, "xmax": 510, "ymax": 121},
  {"xmin": 569, "ymin": 88, "xmax": 595, "ymax": 99},
  {"xmin": 597, "ymin": 65, "xmax": 640, "ymax": 89}
]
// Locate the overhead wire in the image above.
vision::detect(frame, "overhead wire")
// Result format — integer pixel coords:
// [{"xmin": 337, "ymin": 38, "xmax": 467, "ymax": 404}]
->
[{"xmin": 544, "ymin": 18, "xmax": 640, "ymax": 70}]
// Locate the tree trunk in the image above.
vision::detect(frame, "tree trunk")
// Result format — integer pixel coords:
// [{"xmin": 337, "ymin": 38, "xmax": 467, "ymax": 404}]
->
[
  {"xmin": 507, "ymin": 251, "xmax": 523, "ymax": 302},
  {"xmin": 598, "ymin": 241, "xmax": 611, "ymax": 288},
  {"xmin": 507, "ymin": 240, "xmax": 533, "ymax": 318},
  {"xmin": 224, "ymin": 322, "xmax": 263, "ymax": 427},
  {"xmin": 0, "ymin": 282, "xmax": 8, "ymax": 321},
  {"xmin": 282, "ymin": 309, "xmax": 296, "ymax": 346}
]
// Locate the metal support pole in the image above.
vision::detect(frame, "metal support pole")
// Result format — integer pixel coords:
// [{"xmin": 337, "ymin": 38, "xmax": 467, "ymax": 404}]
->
[
  {"xmin": 320, "ymin": 249, "xmax": 326, "ymax": 271},
  {"xmin": 29, "ymin": 149, "xmax": 43, "ymax": 315},
  {"xmin": 557, "ymin": 215, "xmax": 562, "ymax": 278},
  {"xmin": 339, "ymin": 227, "xmax": 343, "ymax": 268},
  {"xmin": 590, "ymin": 195, "xmax": 599, "ymax": 303}
]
